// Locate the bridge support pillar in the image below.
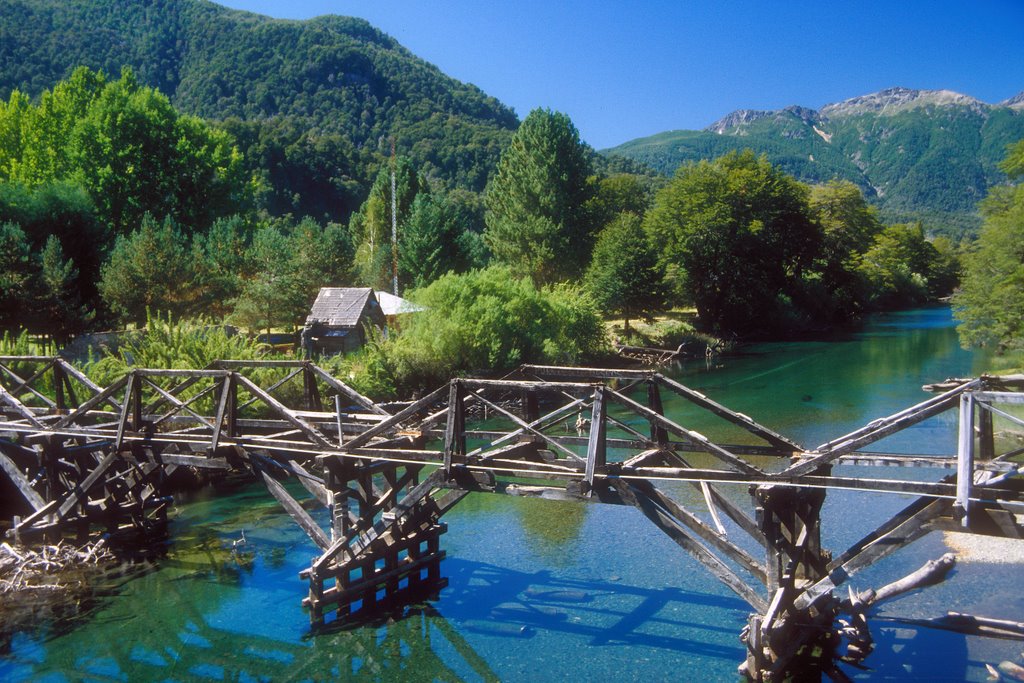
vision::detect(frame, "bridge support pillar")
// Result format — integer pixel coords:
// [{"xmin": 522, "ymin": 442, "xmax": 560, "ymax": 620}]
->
[
  {"xmin": 743, "ymin": 484, "xmax": 834, "ymax": 681},
  {"xmin": 305, "ymin": 457, "xmax": 451, "ymax": 627}
]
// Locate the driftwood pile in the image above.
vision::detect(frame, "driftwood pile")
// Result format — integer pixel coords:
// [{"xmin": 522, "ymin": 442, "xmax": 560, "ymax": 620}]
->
[{"xmin": 1, "ymin": 539, "xmax": 113, "ymax": 595}]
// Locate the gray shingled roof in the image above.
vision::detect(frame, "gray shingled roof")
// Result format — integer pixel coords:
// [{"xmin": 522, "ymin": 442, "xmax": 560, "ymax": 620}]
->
[{"xmin": 306, "ymin": 288, "xmax": 376, "ymax": 327}]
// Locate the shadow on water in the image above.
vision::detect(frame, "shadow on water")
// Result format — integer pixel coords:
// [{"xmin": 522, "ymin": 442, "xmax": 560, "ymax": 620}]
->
[
  {"xmin": 841, "ymin": 624, "xmax": 971, "ymax": 681},
  {"xmin": 442, "ymin": 557, "xmax": 746, "ymax": 661}
]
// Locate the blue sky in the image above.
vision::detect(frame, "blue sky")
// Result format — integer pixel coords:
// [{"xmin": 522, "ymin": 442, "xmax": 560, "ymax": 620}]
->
[{"xmin": 218, "ymin": 1, "xmax": 1024, "ymax": 149}]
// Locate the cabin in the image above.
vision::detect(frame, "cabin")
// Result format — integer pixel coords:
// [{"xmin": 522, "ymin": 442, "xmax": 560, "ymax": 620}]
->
[{"xmin": 301, "ymin": 288, "xmax": 386, "ymax": 356}]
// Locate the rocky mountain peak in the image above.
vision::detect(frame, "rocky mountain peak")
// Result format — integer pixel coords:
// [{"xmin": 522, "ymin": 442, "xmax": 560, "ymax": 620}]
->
[
  {"xmin": 1002, "ymin": 91, "xmax": 1024, "ymax": 109},
  {"xmin": 820, "ymin": 87, "xmax": 985, "ymax": 117}
]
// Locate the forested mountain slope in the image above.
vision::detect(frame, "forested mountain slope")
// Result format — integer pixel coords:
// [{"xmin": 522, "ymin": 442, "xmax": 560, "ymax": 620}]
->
[
  {"xmin": 0, "ymin": 0, "xmax": 517, "ymax": 220},
  {"xmin": 607, "ymin": 88, "xmax": 1024, "ymax": 236}
]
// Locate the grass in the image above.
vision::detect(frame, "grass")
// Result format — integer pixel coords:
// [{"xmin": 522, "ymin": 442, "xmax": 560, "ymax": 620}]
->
[{"xmin": 602, "ymin": 308, "xmax": 727, "ymax": 353}]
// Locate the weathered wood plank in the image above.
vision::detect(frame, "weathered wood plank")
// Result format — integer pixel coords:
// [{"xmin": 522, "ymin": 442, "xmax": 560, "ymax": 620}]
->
[
  {"xmin": 260, "ymin": 470, "xmax": 330, "ymax": 550},
  {"xmin": 613, "ymin": 480, "xmax": 767, "ymax": 612},
  {"xmin": 607, "ymin": 388, "xmax": 764, "ymax": 477},
  {"xmin": 655, "ymin": 374, "xmax": 803, "ymax": 452},
  {"xmin": 340, "ymin": 383, "xmax": 449, "ymax": 451},
  {"xmin": 0, "ymin": 449, "xmax": 47, "ymax": 510},
  {"xmin": 310, "ymin": 363, "xmax": 391, "ymax": 416}
]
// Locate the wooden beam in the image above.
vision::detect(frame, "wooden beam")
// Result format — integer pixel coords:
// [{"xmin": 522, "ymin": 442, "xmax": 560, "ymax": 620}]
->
[
  {"xmin": 309, "ymin": 363, "xmax": 390, "ymax": 416},
  {"xmin": 57, "ymin": 450, "xmax": 119, "ymax": 519},
  {"xmin": 234, "ymin": 375, "xmax": 334, "ymax": 449},
  {"xmin": 260, "ymin": 470, "xmax": 330, "ymax": 550},
  {"xmin": 54, "ymin": 375, "xmax": 129, "ymax": 429},
  {"xmin": 340, "ymin": 383, "xmax": 449, "ymax": 451},
  {"xmin": 470, "ymin": 391, "xmax": 584, "ymax": 463},
  {"xmin": 786, "ymin": 380, "xmax": 981, "ymax": 478},
  {"xmin": 0, "ymin": 449, "xmax": 47, "ymax": 510},
  {"xmin": 583, "ymin": 386, "xmax": 607, "ymax": 495},
  {"xmin": 629, "ymin": 478, "xmax": 766, "ymax": 584},
  {"xmin": 55, "ymin": 359, "xmax": 120, "ymax": 411},
  {"xmin": 613, "ymin": 480, "xmax": 767, "ymax": 612},
  {"xmin": 465, "ymin": 395, "xmax": 588, "ymax": 458},
  {"xmin": 443, "ymin": 380, "xmax": 465, "ymax": 478},
  {"xmin": 792, "ymin": 497, "xmax": 951, "ymax": 611},
  {"xmin": 956, "ymin": 392, "xmax": 974, "ymax": 526},
  {"xmin": 655, "ymin": 374, "xmax": 803, "ymax": 452},
  {"xmin": 518, "ymin": 364, "xmax": 655, "ymax": 381},
  {"xmin": 0, "ymin": 383, "xmax": 46, "ymax": 428},
  {"xmin": 606, "ymin": 388, "xmax": 764, "ymax": 477},
  {"xmin": 0, "ymin": 360, "xmax": 58, "ymax": 409}
]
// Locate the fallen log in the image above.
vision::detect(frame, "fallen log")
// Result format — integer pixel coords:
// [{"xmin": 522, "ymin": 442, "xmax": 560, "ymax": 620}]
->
[{"xmin": 842, "ymin": 553, "xmax": 957, "ymax": 610}]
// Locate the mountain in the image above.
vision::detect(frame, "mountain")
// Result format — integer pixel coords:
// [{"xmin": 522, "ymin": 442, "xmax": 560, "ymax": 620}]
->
[
  {"xmin": 0, "ymin": 0, "xmax": 518, "ymax": 221},
  {"xmin": 606, "ymin": 87, "xmax": 1024, "ymax": 237}
]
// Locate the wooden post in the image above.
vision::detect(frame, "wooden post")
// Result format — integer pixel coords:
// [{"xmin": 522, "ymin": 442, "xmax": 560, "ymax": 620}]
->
[
  {"xmin": 303, "ymin": 362, "xmax": 323, "ymax": 412},
  {"xmin": 583, "ymin": 386, "xmax": 607, "ymax": 496},
  {"xmin": 647, "ymin": 380, "xmax": 668, "ymax": 447},
  {"xmin": 443, "ymin": 380, "xmax": 465, "ymax": 480},
  {"xmin": 977, "ymin": 399, "xmax": 995, "ymax": 461},
  {"xmin": 956, "ymin": 392, "xmax": 975, "ymax": 526},
  {"xmin": 53, "ymin": 363, "xmax": 66, "ymax": 412},
  {"xmin": 522, "ymin": 388, "xmax": 539, "ymax": 423}
]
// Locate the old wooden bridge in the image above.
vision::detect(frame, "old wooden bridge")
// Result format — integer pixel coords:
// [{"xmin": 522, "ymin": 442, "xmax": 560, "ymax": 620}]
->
[{"xmin": 2, "ymin": 356, "xmax": 1023, "ymax": 680}]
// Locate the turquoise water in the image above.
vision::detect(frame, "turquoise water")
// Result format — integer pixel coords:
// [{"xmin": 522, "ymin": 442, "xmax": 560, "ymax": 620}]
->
[{"xmin": 1, "ymin": 307, "xmax": 1020, "ymax": 682}]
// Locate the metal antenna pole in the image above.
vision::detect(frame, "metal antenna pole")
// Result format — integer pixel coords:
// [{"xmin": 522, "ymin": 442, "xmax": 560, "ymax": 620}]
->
[{"xmin": 390, "ymin": 137, "xmax": 398, "ymax": 296}]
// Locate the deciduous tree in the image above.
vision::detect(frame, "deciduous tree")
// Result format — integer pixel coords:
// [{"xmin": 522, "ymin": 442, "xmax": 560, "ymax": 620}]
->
[
  {"xmin": 644, "ymin": 150, "xmax": 819, "ymax": 337},
  {"xmin": 585, "ymin": 213, "xmax": 666, "ymax": 333},
  {"xmin": 954, "ymin": 139, "xmax": 1024, "ymax": 352}
]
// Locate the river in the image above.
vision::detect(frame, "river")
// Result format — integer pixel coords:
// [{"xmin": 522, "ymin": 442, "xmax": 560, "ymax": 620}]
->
[{"xmin": 1, "ymin": 307, "xmax": 1020, "ymax": 682}]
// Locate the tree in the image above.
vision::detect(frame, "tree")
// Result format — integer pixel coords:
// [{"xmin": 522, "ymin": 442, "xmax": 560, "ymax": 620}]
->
[
  {"xmin": 37, "ymin": 235, "xmax": 93, "ymax": 343},
  {"xmin": 954, "ymin": 139, "xmax": 1024, "ymax": 352},
  {"xmin": 805, "ymin": 180, "xmax": 885, "ymax": 322},
  {"xmin": 0, "ymin": 222, "xmax": 33, "ymax": 330},
  {"xmin": 644, "ymin": 150, "xmax": 820, "ymax": 337},
  {"xmin": 858, "ymin": 223, "xmax": 938, "ymax": 309},
  {"xmin": 229, "ymin": 219, "xmax": 352, "ymax": 335},
  {"xmin": 230, "ymin": 225, "xmax": 302, "ymax": 336},
  {"xmin": 584, "ymin": 173, "xmax": 652, "ymax": 232},
  {"xmin": 98, "ymin": 214, "xmax": 196, "ymax": 325},
  {"xmin": 73, "ymin": 68, "xmax": 248, "ymax": 234},
  {"xmin": 0, "ymin": 67, "xmax": 249, "ymax": 236},
  {"xmin": 484, "ymin": 108, "xmax": 595, "ymax": 284},
  {"xmin": 584, "ymin": 213, "xmax": 666, "ymax": 333},
  {"xmin": 399, "ymin": 193, "xmax": 467, "ymax": 289},
  {"xmin": 350, "ymin": 157, "xmax": 423, "ymax": 291},
  {"xmin": 353, "ymin": 267, "xmax": 605, "ymax": 395}
]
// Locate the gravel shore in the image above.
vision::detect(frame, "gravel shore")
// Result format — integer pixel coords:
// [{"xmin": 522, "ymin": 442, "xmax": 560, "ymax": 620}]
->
[{"xmin": 943, "ymin": 531, "xmax": 1024, "ymax": 563}]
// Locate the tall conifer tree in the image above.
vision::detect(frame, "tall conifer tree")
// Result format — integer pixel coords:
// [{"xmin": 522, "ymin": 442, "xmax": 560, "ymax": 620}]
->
[{"xmin": 484, "ymin": 108, "xmax": 595, "ymax": 284}]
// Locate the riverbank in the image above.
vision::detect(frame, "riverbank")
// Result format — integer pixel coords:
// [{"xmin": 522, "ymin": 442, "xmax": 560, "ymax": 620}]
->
[{"xmin": 944, "ymin": 531, "xmax": 1024, "ymax": 564}]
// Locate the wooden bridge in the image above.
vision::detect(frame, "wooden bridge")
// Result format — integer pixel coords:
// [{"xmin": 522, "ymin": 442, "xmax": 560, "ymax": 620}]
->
[{"xmin": 2, "ymin": 356, "xmax": 1023, "ymax": 680}]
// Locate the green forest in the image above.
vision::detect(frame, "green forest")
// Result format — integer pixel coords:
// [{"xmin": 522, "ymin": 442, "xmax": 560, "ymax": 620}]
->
[{"xmin": 0, "ymin": 0, "xmax": 1020, "ymax": 398}]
